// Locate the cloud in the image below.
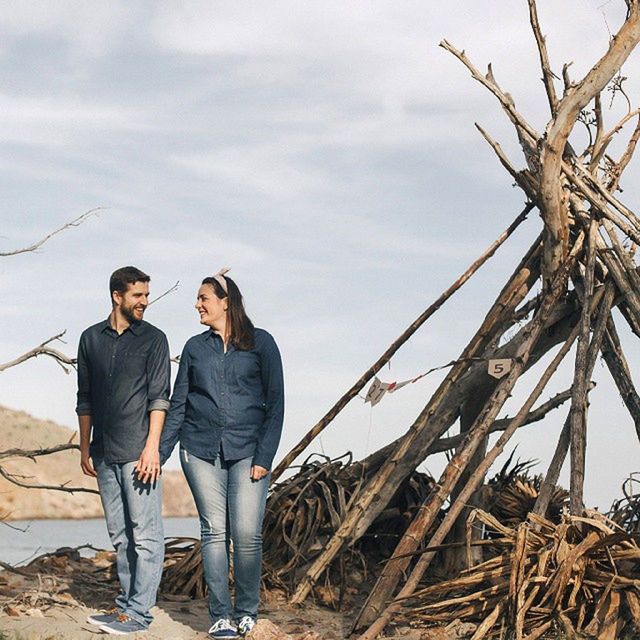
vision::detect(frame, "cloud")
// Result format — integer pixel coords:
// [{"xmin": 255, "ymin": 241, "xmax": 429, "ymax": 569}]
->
[{"xmin": 0, "ymin": 93, "xmax": 144, "ymax": 147}]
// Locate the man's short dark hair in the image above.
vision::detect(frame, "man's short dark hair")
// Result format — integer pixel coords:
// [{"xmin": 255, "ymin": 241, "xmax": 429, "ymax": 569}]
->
[{"xmin": 110, "ymin": 266, "xmax": 150, "ymax": 297}]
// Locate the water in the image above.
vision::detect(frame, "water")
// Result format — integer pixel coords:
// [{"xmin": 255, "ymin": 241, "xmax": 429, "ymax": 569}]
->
[{"xmin": 0, "ymin": 517, "xmax": 200, "ymax": 566}]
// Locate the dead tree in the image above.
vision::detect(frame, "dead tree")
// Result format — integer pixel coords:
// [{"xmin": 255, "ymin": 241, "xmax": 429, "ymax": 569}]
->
[{"xmin": 263, "ymin": 1, "xmax": 640, "ymax": 637}]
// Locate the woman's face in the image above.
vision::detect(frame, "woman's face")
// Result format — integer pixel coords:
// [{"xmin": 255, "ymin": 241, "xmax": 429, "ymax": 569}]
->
[{"xmin": 195, "ymin": 284, "xmax": 228, "ymax": 327}]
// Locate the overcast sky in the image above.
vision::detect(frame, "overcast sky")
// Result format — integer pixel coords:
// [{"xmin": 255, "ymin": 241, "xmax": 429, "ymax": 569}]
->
[{"xmin": 1, "ymin": 1, "xmax": 639, "ymax": 509}]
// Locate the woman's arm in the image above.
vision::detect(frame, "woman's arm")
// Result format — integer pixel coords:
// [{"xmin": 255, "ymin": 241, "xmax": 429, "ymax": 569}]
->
[
  {"xmin": 253, "ymin": 331, "xmax": 285, "ymax": 472},
  {"xmin": 159, "ymin": 343, "xmax": 191, "ymax": 465}
]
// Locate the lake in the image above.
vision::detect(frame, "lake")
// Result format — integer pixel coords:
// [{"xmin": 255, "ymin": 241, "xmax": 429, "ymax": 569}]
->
[{"xmin": 0, "ymin": 517, "xmax": 201, "ymax": 566}]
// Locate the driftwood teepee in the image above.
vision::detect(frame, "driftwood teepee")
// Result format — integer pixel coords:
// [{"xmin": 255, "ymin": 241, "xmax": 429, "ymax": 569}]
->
[{"xmin": 268, "ymin": 1, "xmax": 640, "ymax": 637}]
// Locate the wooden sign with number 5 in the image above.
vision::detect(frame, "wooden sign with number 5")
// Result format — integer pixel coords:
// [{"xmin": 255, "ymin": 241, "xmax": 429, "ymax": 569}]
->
[{"xmin": 488, "ymin": 358, "xmax": 512, "ymax": 379}]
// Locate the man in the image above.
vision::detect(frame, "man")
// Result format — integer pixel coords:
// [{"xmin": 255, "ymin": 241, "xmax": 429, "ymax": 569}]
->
[{"xmin": 77, "ymin": 266, "xmax": 170, "ymax": 635}]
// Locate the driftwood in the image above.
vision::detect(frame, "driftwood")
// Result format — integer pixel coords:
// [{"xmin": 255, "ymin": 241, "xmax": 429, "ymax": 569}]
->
[
  {"xmin": 394, "ymin": 509, "xmax": 640, "ymax": 640},
  {"xmin": 257, "ymin": 2, "xmax": 640, "ymax": 638}
]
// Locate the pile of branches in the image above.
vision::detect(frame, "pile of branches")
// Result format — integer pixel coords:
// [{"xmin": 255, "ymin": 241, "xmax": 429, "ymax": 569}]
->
[
  {"xmin": 161, "ymin": 537, "xmax": 205, "ymax": 599},
  {"xmin": 487, "ymin": 456, "xmax": 569, "ymax": 528},
  {"xmin": 396, "ymin": 509, "xmax": 640, "ymax": 639},
  {"xmin": 263, "ymin": 453, "xmax": 436, "ymax": 604}
]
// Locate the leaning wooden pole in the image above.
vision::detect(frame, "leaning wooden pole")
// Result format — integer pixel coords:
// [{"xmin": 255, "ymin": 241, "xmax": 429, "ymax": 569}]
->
[
  {"xmin": 532, "ymin": 281, "xmax": 615, "ymax": 517},
  {"xmin": 568, "ymin": 218, "xmax": 598, "ymax": 513},
  {"xmin": 601, "ymin": 316, "xmax": 640, "ymax": 439},
  {"xmin": 271, "ymin": 205, "xmax": 531, "ymax": 482},
  {"xmin": 289, "ymin": 237, "xmax": 541, "ymax": 605}
]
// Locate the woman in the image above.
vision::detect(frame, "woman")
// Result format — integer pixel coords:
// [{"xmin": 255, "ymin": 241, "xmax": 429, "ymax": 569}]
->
[{"xmin": 160, "ymin": 268, "xmax": 284, "ymax": 639}]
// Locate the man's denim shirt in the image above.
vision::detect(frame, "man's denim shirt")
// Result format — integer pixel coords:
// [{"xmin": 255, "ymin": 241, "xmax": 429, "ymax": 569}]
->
[
  {"xmin": 76, "ymin": 319, "xmax": 171, "ymax": 464},
  {"xmin": 160, "ymin": 328, "xmax": 284, "ymax": 470}
]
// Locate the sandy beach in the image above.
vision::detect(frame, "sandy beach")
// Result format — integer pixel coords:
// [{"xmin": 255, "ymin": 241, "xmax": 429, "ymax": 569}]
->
[{"xmin": 0, "ymin": 548, "xmax": 351, "ymax": 640}]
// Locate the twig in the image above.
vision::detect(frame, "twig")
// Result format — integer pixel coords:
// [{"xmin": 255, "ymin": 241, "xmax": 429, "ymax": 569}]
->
[
  {"xmin": 0, "ymin": 464, "xmax": 99, "ymax": 494},
  {"xmin": 0, "ymin": 208, "xmax": 103, "ymax": 257},
  {"xmin": 0, "ymin": 560, "xmax": 34, "ymax": 576},
  {"xmin": 149, "ymin": 281, "xmax": 180, "ymax": 306},
  {"xmin": 527, "ymin": 0, "xmax": 558, "ymax": 113}
]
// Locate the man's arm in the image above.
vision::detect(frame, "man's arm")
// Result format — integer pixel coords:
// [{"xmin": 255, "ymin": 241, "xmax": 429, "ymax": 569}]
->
[
  {"xmin": 76, "ymin": 333, "xmax": 96, "ymax": 477},
  {"xmin": 78, "ymin": 414, "xmax": 96, "ymax": 477},
  {"xmin": 135, "ymin": 332, "xmax": 171, "ymax": 484}
]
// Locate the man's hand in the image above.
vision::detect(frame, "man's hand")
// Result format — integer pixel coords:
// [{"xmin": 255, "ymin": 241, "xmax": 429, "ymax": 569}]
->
[
  {"xmin": 80, "ymin": 450, "xmax": 97, "ymax": 477},
  {"xmin": 135, "ymin": 446, "xmax": 161, "ymax": 484},
  {"xmin": 250, "ymin": 465, "xmax": 269, "ymax": 481}
]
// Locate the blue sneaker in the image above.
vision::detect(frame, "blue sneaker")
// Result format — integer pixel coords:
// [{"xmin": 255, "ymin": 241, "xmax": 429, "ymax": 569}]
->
[
  {"xmin": 86, "ymin": 608, "xmax": 119, "ymax": 626},
  {"xmin": 238, "ymin": 616, "xmax": 256, "ymax": 636},
  {"xmin": 100, "ymin": 614, "xmax": 148, "ymax": 635},
  {"xmin": 208, "ymin": 618, "xmax": 239, "ymax": 639}
]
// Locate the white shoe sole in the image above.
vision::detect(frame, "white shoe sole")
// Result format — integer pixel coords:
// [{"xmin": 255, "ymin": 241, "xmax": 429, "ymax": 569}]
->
[{"xmin": 99, "ymin": 623, "xmax": 148, "ymax": 635}]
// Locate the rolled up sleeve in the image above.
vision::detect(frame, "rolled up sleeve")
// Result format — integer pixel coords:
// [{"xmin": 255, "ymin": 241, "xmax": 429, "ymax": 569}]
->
[
  {"xmin": 147, "ymin": 332, "xmax": 171, "ymax": 413},
  {"xmin": 76, "ymin": 332, "xmax": 92, "ymax": 416}
]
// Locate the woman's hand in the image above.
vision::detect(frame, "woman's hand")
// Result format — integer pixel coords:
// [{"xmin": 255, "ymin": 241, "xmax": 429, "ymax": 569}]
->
[{"xmin": 250, "ymin": 465, "xmax": 269, "ymax": 481}]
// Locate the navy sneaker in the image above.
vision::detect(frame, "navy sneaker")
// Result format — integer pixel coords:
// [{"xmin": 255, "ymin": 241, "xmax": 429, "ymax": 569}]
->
[
  {"xmin": 238, "ymin": 616, "xmax": 256, "ymax": 636},
  {"xmin": 208, "ymin": 618, "xmax": 239, "ymax": 639},
  {"xmin": 100, "ymin": 614, "xmax": 148, "ymax": 635},
  {"xmin": 86, "ymin": 608, "xmax": 119, "ymax": 626}
]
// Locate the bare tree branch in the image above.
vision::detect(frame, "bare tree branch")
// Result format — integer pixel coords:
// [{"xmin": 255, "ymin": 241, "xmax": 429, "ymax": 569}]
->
[
  {"xmin": 527, "ymin": 0, "xmax": 558, "ymax": 113},
  {"xmin": 0, "ymin": 208, "xmax": 103, "ymax": 257},
  {"xmin": 0, "ymin": 443, "xmax": 79, "ymax": 461},
  {"xmin": 0, "ymin": 332, "xmax": 76, "ymax": 374},
  {"xmin": 0, "ymin": 463, "xmax": 99, "ymax": 495},
  {"xmin": 608, "ymin": 113, "xmax": 640, "ymax": 192},
  {"xmin": 592, "ymin": 108, "xmax": 640, "ymax": 169}
]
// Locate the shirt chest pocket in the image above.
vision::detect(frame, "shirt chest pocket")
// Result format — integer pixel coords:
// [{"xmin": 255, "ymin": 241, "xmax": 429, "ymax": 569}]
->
[{"xmin": 117, "ymin": 351, "xmax": 147, "ymax": 378}]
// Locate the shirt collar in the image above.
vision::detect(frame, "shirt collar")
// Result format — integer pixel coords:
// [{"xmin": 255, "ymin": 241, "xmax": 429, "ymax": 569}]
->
[
  {"xmin": 100, "ymin": 317, "xmax": 143, "ymax": 336},
  {"xmin": 206, "ymin": 329, "xmax": 234, "ymax": 351}
]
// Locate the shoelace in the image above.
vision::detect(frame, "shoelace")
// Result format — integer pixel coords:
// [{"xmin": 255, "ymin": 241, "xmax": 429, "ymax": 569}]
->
[
  {"xmin": 210, "ymin": 618, "xmax": 236, "ymax": 632},
  {"xmin": 238, "ymin": 616, "xmax": 255, "ymax": 631},
  {"xmin": 116, "ymin": 614, "xmax": 131, "ymax": 623}
]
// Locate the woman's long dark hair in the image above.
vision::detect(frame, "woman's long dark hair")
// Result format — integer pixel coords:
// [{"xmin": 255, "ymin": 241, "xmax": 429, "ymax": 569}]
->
[{"xmin": 202, "ymin": 275, "xmax": 255, "ymax": 351}]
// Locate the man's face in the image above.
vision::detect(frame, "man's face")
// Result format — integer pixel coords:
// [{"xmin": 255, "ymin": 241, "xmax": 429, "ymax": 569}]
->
[{"xmin": 113, "ymin": 281, "xmax": 150, "ymax": 323}]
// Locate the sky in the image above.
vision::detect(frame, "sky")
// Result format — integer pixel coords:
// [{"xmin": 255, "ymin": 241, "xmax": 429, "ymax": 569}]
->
[{"xmin": 0, "ymin": 0, "xmax": 639, "ymax": 510}]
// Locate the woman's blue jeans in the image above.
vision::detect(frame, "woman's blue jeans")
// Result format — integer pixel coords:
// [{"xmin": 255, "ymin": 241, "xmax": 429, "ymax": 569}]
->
[
  {"xmin": 180, "ymin": 447, "xmax": 270, "ymax": 621},
  {"xmin": 94, "ymin": 456, "xmax": 164, "ymax": 627}
]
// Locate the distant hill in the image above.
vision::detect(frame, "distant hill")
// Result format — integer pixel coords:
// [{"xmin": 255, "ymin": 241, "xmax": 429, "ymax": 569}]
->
[{"xmin": 0, "ymin": 406, "xmax": 196, "ymax": 520}]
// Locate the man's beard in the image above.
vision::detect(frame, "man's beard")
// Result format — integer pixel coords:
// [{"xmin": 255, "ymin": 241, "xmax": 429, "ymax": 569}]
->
[{"xmin": 122, "ymin": 303, "xmax": 144, "ymax": 324}]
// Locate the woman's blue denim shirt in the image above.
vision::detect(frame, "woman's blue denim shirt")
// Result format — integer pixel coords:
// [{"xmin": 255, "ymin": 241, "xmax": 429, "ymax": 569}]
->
[{"xmin": 160, "ymin": 327, "xmax": 284, "ymax": 469}]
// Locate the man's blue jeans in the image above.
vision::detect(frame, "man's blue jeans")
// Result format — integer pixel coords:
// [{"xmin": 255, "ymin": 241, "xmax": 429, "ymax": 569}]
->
[
  {"xmin": 94, "ymin": 457, "xmax": 164, "ymax": 628},
  {"xmin": 180, "ymin": 447, "xmax": 269, "ymax": 621}
]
